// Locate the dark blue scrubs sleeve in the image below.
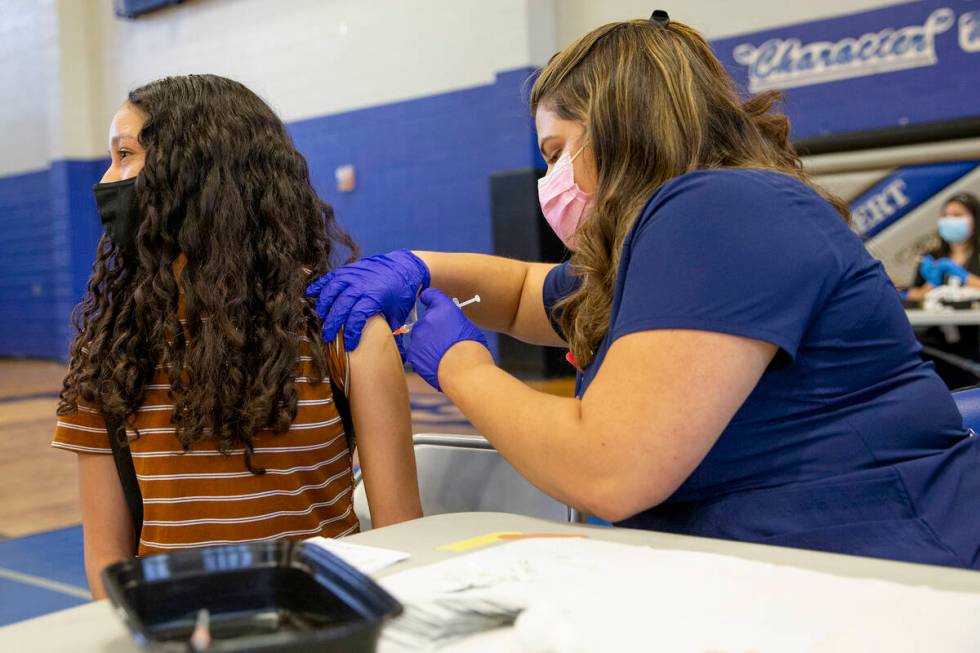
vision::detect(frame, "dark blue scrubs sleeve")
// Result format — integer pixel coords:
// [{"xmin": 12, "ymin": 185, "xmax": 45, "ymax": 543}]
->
[
  {"xmin": 614, "ymin": 171, "xmax": 845, "ymax": 360},
  {"xmin": 542, "ymin": 261, "xmax": 579, "ymax": 340}
]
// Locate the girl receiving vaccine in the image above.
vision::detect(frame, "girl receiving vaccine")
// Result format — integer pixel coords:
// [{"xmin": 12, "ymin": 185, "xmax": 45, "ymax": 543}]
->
[{"xmin": 53, "ymin": 75, "xmax": 421, "ymax": 598}]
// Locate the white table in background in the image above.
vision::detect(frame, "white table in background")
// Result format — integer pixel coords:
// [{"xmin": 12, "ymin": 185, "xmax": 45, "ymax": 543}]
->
[
  {"xmin": 906, "ymin": 309, "xmax": 980, "ymax": 327},
  {"xmin": 2, "ymin": 512, "xmax": 979, "ymax": 652}
]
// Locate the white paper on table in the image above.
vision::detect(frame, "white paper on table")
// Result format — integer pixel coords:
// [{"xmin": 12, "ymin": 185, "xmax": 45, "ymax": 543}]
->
[
  {"xmin": 304, "ymin": 537, "xmax": 410, "ymax": 574},
  {"xmin": 376, "ymin": 538, "xmax": 980, "ymax": 653}
]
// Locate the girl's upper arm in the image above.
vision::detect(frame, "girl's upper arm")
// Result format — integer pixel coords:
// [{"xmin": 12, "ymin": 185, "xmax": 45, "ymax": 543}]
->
[
  {"xmin": 77, "ymin": 452, "xmax": 134, "ymax": 598},
  {"xmin": 347, "ymin": 316, "xmax": 422, "ymax": 527}
]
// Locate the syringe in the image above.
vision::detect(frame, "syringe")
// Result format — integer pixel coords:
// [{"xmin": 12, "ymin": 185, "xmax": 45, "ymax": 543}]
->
[
  {"xmin": 392, "ymin": 294, "xmax": 481, "ymax": 335},
  {"xmin": 453, "ymin": 294, "xmax": 481, "ymax": 309}
]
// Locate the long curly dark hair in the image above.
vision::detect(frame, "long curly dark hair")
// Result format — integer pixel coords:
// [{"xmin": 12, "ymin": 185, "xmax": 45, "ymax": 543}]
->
[{"xmin": 58, "ymin": 74, "xmax": 357, "ymax": 471}]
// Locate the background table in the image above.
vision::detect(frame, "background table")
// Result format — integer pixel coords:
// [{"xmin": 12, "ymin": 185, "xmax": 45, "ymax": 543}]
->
[
  {"xmin": 2, "ymin": 512, "xmax": 979, "ymax": 652},
  {"xmin": 906, "ymin": 309, "xmax": 980, "ymax": 327}
]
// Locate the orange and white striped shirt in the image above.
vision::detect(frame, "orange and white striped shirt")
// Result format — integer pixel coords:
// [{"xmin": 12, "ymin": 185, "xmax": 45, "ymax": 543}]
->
[{"xmin": 52, "ymin": 270, "xmax": 358, "ymax": 554}]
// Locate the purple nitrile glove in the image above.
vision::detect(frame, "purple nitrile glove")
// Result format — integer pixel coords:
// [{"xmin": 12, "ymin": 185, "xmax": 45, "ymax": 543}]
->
[
  {"xmin": 407, "ymin": 288, "xmax": 490, "ymax": 391},
  {"xmin": 305, "ymin": 249, "xmax": 430, "ymax": 353},
  {"xmin": 936, "ymin": 257, "xmax": 969, "ymax": 283}
]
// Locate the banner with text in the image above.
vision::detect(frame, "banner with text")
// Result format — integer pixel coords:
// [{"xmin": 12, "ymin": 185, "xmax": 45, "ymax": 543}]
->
[{"xmin": 712, "ymin": 1, "xmax": 980, "ymax": 139}]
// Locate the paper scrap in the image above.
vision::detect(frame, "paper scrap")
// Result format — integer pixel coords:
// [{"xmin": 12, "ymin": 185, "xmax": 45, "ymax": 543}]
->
[
  {"xmin": 305, "ymin": 537, "xmax": 409, "ymax": 574},
  {"xmin": 436, "ymin": 532, "xmax": 523, "ymax": 552},
  {"xmin": 438, "ymin": 532, "xmax": 587, "ymax": 552},
  {"xmin": 497, "ymin": 533, "xmax": 586, "ymax": 541}
]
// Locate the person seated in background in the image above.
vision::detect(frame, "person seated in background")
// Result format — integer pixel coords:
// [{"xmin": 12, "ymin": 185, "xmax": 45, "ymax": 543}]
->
[
  {"xmin": 907, "ymin": 192, "xmax": 980, "ymax": 299},
  {"xmin": 906, "ymin": 192, "xmax": 980, "ymax": 389},
  {"xmin": 52, "ymin": 74, "xmax": 421, "ymax": 599}
]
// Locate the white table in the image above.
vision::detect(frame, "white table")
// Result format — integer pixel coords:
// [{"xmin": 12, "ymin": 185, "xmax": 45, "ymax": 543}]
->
[
  {"xmin": 2, "ymin": 512, "xmax": 979, "ymax": 652},
  {"xmin": 906, "ymin": 309, "xmax": 980, "ymax": 327}
]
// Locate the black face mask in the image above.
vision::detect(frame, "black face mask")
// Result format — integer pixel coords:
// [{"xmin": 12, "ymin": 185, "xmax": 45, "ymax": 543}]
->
[{"xmin": 93, "ymin": 177, "xmax": 142, "ymax": 256}]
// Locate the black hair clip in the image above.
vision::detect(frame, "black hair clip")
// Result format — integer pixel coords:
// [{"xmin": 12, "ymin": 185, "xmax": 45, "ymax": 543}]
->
[{"xmin": 650, "ymin": 9, "xmax": 670, "ymax": 27}]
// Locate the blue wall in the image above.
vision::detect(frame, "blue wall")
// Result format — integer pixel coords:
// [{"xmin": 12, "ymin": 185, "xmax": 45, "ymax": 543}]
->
[
  {"xmin": 0, "ymin": 68, "xmax": 540, "ymax": 360},
  {"xmin": 292, "ymin": 67, "xmax": 542, "ymax": 257},
  {"xmin": 0, "ymin": 159, "xmax": 107, "ymax": 359},
  {"xmin": 0, "ymin": 167, "xmax": 58, "ymax": 358}
]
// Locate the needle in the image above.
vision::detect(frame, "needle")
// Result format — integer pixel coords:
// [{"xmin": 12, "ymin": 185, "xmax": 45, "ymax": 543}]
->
[{"xmin": 453, "ymin": 294, "xmax": 481, "ymax": 309}]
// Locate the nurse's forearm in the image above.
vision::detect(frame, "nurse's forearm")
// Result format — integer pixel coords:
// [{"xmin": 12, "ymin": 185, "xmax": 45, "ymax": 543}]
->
[
  {"xmin": 414, "ymin": 252, "xmax": 561, "ymax": 346},
  {"xmin": 438, "ymin": 342, "xmax": 636, "ymax": 520},
  {"xmin": 414, "ymin": 252, "xmax": 527, "ymax": 332}
]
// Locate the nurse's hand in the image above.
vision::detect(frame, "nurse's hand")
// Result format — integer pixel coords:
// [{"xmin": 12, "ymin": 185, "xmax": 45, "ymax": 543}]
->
[
  {"xmin": 407, "ymin": 289, "xmax": 490, "ymax": 391},
  {"xmin": 305, "ymin": 249, "xmax": 430, "ymax": 352},
  {"xmin": 919, "ymin": 255, "xmax": 944, "ymax": 286}
]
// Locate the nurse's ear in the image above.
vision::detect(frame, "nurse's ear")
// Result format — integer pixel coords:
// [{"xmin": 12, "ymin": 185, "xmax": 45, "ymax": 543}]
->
[{"xmin": 572, "ymin": 141, "xmax": 598, "ymax": 195}]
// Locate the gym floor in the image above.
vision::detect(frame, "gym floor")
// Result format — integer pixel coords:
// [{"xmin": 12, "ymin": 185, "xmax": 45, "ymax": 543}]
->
[{"xmin": 0, "ymin": 358, "xmax": 571, "ymax": 625}]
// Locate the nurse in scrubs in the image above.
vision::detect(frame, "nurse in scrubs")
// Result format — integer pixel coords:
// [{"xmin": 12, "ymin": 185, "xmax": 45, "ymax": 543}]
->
[{"xmin": 308, "ymin": 13, "xmax": 980, "ymax": 568}]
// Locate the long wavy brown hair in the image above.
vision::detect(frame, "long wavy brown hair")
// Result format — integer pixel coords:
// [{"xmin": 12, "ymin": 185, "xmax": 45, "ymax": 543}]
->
[
  {"xmin": 58, "ymin": 74, "xmax": 357, "ymax": 471},
  {"xmin": 530, "ymin": 19, "xmax": 848, "ymax": 368}
]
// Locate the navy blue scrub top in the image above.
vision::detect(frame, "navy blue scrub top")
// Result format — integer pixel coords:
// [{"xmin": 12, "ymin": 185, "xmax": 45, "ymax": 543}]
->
[{"xmin": 543, "ymin": 169, "xmax": 980, "ymax": 569}]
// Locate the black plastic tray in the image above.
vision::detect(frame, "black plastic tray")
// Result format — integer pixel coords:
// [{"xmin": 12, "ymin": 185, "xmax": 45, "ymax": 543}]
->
[{"xmin": 102, "ymin": 540, "xmax": 402, "ymax": 652}]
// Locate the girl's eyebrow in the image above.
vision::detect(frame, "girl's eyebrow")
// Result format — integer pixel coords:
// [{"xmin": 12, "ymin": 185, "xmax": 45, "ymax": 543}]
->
[{"xmin": 110, "ymin": 134, "xmax": 139, "ymax": 147}]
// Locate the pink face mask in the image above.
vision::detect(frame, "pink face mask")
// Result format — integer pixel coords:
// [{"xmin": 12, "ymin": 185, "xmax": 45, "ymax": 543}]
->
[{"xmin": 538, "ymin": 146, "xmax": 592, "ymax": 249}]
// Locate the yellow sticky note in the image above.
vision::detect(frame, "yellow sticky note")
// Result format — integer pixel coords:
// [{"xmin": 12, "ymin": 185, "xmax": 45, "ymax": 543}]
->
[{"xmin": 436, "ymin": 531, "xmax": 523, "ymax": 552}]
